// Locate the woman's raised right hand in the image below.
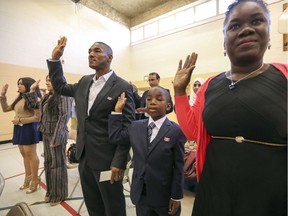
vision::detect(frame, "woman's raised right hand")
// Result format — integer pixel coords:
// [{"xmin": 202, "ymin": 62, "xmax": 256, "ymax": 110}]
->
[
  {"xmin": 1, "ymin": 84, "xmax": 8, "ymax": 96},
  {"xmin": 173, "ymin": 52, "xmax": 198, "ymax": 96},
  {"xmin": 30, "ymin": 80, "xmax": 41, "ymax": 92}
]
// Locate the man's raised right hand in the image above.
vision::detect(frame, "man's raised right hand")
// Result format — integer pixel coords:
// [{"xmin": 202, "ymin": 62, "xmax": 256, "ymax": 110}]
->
[{"xmin": 52, "ymin": 36, "xmax": 67, "ymax": 60}]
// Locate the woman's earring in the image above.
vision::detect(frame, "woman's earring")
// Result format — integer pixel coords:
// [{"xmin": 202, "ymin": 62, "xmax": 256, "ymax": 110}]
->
[
  {"xmin": 268, "ymin": 43, "xmax": 271, "ymax": 50},
  {"xmin": 224, "ymin": 50, "xmax": 226, "ymax": 56}
]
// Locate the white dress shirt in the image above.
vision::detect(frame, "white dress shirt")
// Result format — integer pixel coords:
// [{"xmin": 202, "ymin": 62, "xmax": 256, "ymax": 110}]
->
[
  {"xmin": 87, "ymin": 71, "xmax": 113, "ymax": 115},
  {"xmin": 148, "ymin": 116, "xmax": 166, "ymax": 142}
]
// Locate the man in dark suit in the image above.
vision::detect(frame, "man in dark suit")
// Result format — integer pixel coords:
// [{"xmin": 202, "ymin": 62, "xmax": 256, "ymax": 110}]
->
[
  {"xmin": 47, "ymin": 37, "xmax": 135, "ymax": 216},
  {"xmin": 135, "ymin": 72, "xmax": 173, "ymax": 119},
  {"xmin": 109, "ymin": 87, "xmax": 186, "ymax": 216}
]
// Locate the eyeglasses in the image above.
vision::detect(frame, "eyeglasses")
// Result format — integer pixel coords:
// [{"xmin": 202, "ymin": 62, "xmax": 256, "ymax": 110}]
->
[{"xmin": 194, "ymin": 83, "xmax": 201, "ymax": 87}]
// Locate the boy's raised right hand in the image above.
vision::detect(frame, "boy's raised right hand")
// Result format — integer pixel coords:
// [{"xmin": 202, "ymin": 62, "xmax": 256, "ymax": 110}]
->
[{"xmin": 115, "ymin": 92, "xmax": 126, "ymax": 113}]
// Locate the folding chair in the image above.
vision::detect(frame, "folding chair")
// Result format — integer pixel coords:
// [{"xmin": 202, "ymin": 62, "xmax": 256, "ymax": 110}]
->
[
  {"xmin": 123, "ymin": 160, "xmax": 132, "ymax": 193},
  {"xmin": 0, "ymin": 172, "xmax": 5, "ymax": 196},
  {"xmin": 6, "ymin": 202, "xmax": 34, "ymax": 216},
  {"xmin": 1, "ymin": 173, "xmax": 34, "ymax": 216},
  {"xmin": 67, "ymin": 161, "xmax": 85, "ymax": 214},
  {"xmin": 67, "ymin": 162, "xmax": 80, "ymax": 198}
]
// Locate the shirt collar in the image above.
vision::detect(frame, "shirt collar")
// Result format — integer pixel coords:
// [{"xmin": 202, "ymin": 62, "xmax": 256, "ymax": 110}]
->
[
  {"xmin": 92, "ymin": 70, "xmax": 113, "ymax": 82},
  {"xmin": 148, "ymin": 116, "xmax": 167, "ymax": 129}
]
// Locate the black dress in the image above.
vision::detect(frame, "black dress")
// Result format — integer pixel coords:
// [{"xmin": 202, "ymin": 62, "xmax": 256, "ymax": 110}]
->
[{"xmin": 192, "ymin": 65, "xmax": 287, "ymax": 216}]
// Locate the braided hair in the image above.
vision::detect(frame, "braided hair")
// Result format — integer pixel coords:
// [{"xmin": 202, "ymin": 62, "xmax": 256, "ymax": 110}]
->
[{"xmin": 224, "ymin": 0, "xmax": 270, "ymax": 27}]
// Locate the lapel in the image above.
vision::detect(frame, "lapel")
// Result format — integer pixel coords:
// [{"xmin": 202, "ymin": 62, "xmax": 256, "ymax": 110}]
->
[
  {"xmin": 82, "ymin": 75, "xmax": 94, "ymax": 118},
  {"xmin": 147, "ymin": 118, "xmax": 171, "ymax": 156},
  {"xmin": 89, "ymin": 72, "xmax": 117, "ymax": 115},
  {"xmin": 138, "ymin": 119, "xmax": 149, "ymax": 157},
  {"xmin": 41, "ymin": 94, "xmax": 50, "ymax": 106}
]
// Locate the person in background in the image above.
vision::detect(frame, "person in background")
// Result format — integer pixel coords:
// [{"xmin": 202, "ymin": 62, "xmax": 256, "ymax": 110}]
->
[
  {"xmin": 70, "ymin": 98, "xmax": 77, "ymax": 130},
  {"xmin": 109, "ymin": 86, "xmax": 186, "ymax": 216},
  {"xmin": 23, "ymin": 76, "xmax": 72, "ymax": 206},
  {"xmin": 136, "ymin": 72, "xmax": 174, "ymax": 119},
  {"xmin": 47, "ymin": 36, "xmax": 135, "ymax": 216},
  {"xmin": 173, "ymin": 0, "xmax": 287, "ymax": 215},
  {"xmin": 0, "ymin": 77, "xmax": 41, "ymax": 194},
  {"xmin": 128, "ymin": 81, "xmax": 140, "ymax": 108},
  {"xmin": 183, "ymin": 77, "xmax": 205, "ymax": 193},
  {"xmin": 188, "ymin": 77, "xmax": 205, "ymax": 106},
  {"xmin": 186, "ymin": 77, "xmax": 205, "ymax": 149},
  {"xmin": 69, "ymin": 98, "xmax": 77, "ymax": 141}
]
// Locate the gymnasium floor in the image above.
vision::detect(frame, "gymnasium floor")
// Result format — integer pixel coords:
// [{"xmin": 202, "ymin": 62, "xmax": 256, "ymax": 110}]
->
[{"xmin": 0, "ymin": 141, "xmax": 195, "ymax": 216}]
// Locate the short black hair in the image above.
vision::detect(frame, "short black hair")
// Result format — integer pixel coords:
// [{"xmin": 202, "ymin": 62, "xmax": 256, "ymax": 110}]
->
[
  {"xmin": 93, "ymin": 42, "xmax": 113, "ymax": 56},
  {"xmin": 149, "ymin": 72, "xmax": 160, "ymax": 80},
  {"xmin": 148, "ymin": 86, "xmax": 170, "ymax": 101},
  {"xmin": 223, "ymin": 0, "xmax": 270, "ymax": 27}
]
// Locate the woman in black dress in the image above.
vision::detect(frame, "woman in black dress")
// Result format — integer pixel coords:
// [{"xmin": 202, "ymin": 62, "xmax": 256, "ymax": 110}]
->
[{"xmin": 173, "ymin": 0, "xmax": 287, "ymax": 215}]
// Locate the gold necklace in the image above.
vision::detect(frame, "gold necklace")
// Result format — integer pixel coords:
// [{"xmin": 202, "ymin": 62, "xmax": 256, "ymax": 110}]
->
[{"xmin": 228, "ymin": 63, "xmax": 265, "ymax": 90}]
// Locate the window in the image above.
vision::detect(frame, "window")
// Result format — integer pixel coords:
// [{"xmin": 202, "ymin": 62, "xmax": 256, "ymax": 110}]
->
[
  {"xmin": 131, "ymin": 27, "xmax": 143, "ymax": 43},
  {"xmin": 130, "ymin": 0, "xmax": 275, "ymax": 45},
  {"xmin": 194, "ymin": 0, "xmax": 217, "ymax": 22},
  {"xmin": 175, "ymin": 8, "xmax": 195, "ymax": 28},
  {"xmin": 144, "ymin": 22, "xmax": 158, "ymax": 38},
  {"xmin": 218, "ymin": 0, "xmax": 234, "ymax": 14},
  {"xmin": 159, "ymin": 15, "xmax": 175, "ymax": 33}
]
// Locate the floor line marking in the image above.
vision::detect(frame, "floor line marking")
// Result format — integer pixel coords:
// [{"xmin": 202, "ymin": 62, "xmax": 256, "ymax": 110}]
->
[
  {"xmin": 4, "ymin": 168, "xmax": 44, "ymax": 180},
  {"xmin": 2, "ymin": 171, "xmax": 84, "ymax": 215}
]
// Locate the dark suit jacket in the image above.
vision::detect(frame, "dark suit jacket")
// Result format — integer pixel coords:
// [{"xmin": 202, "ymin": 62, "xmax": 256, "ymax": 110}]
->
[
  {"xmin": 109, "ymin": 115, "xmax": 186, "ymax": 207},
  {"xmin": 48, "ymin": 61, "xmax": 135, "ymax": 170}
]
